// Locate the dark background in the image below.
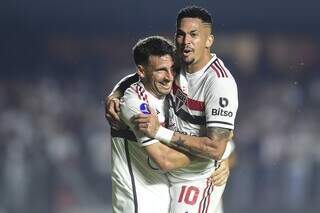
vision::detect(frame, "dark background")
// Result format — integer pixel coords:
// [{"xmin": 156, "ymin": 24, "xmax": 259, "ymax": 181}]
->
[{"xmin": 1, "ymin": 1, "xmax": 320, "ymax": 213}]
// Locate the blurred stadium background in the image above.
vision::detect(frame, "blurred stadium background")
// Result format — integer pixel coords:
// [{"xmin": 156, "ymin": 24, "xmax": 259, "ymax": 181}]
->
[{"xmin": 1, "ymin": 0, "xmax": 320, "ymax": 212}]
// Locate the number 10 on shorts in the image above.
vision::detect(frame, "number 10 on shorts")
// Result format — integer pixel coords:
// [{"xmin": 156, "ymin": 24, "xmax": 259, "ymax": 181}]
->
[{"xmin": 178, "ymin": 185, "xmax": 200, "ymax": 205}]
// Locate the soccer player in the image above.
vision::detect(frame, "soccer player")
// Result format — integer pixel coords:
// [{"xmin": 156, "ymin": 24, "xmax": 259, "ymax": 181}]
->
[
  {"xmin": 112, "ymin": 35, "xmax": 194, "ymax": 213},
  {"xmin": 112, "ymin": 36, "xmax": 178, "ymax": 213},
  {"xmin": 126, "ymin": 6, "xmax": 239, "ymax": 213}
]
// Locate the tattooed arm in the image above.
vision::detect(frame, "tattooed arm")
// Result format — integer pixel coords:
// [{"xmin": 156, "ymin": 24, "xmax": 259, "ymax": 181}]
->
[
  {"xmin": 132, "ymin": 107, "xmax": 233, "ymax": 160},
  {"xmin": 169, "ymin": 127, "xmax": 233, "ymax": 160}
]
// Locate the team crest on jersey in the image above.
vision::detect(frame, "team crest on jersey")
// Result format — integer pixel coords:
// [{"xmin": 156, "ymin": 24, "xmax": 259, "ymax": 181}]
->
[
  {"xmin": 139, "ymin": 103, "xmax": 150, "ymax": 114},
  {"xmin": 175, "ymin": 89, "xmax": 187, "ymax": 112}
]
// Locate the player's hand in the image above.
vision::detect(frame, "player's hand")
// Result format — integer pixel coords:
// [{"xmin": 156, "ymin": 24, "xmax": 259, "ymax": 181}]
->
[
  {"xmin": 211, "ymin": 159, "xmax": 230, "ymax": 186},
  {"xmin": 105, "ymin": 96, "xmax": 126, "ymax": 130},
  {"xmin": 131, "ymin": 105, "xmax": 160, "ymax": 138}
]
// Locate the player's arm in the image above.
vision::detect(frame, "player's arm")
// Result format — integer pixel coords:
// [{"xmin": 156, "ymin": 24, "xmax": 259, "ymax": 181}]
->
[
  {"xmin": 105, "ymin": 73, "xmax": 139, "ymax": 129},
  {"xmin": 144, "ymin": 142, "xmax": 193, "ymax": 172},
  {"xmin": 169, "ymin": 127, "xmax": 233, "ymax": 160},
  {"xmin": 132, "ymin": 106, "xmax": 232, "ymax": 160}
]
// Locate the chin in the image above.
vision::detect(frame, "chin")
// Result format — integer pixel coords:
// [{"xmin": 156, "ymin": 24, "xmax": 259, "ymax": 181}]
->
[
  {"xmin": 183, "ymin": 58, "xmax": 195, "ymax": 65},
  {"xmin": 160, "ymin": 89, "xmax": 171, "ymax": 96}
]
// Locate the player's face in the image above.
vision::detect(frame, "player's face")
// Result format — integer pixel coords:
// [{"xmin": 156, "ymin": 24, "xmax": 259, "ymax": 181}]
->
[
  {"xmin": 175, "ymin": 18, "xmax": 213, "ymax": 71},
  {"xmin": 140, "ymin": 54, "xmax": 175, "ymax": 98}
]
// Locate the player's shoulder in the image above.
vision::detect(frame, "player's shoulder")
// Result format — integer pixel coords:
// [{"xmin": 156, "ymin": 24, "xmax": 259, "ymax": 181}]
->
[
  {"xmin": 121, "ymin": 82, "xmax": 151, "ymax": 113},
  {"xmin": 123, "ymin": 81, "xmax": 147, "ymax": 101},
  {"xmin": 205, "ymin": 56, "xmax": 233, "ymax": 80},
  {"xmin": 203, "ymin": 56, "xmax": 237, "ymax": 97},
  {"xmin": 205, "ymin": 56, "xmax": 237, "ymax": 86}
]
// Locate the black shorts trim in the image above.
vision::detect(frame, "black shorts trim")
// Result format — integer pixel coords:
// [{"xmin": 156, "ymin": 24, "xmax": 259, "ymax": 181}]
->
[{"xmin": 125, "ymin": 139, "xmax": 138, "ymax": 212}]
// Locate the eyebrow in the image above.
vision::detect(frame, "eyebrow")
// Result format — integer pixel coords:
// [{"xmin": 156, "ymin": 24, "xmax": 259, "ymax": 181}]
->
[
  {"xmin": 155, "ymin": 67, "xmax": 165, "ymax": 71},
  {"xmin": 177, "ymin": 29, "xmax": 199, "ymax": 34},
  {"xmin": 155, "ymin": 64, "xmax": 174, "ymax": 71}
]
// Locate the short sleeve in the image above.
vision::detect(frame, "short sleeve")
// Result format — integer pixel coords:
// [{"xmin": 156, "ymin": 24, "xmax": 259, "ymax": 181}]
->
[
  {"xmin": 120, "ymin": 97, "xmax": 159, "ymax": 146},
  {"xmin": 205, "ymin": 77, "xmax": 238, "ymax": 130}
]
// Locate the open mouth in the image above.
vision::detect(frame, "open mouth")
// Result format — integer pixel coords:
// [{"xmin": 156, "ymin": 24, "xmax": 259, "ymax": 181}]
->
[
  {"xmin": 182, "ymin": 47, "xmax": 192, "ymax": 56},
  {"xmin": 159, "ymin": 81, "xmax": 172, "ymax": 89}
]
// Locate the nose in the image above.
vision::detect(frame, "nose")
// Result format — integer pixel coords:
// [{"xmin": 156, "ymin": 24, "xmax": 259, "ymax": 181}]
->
[
  {"xmin": 183, "ymin": 34, "xmax": 191, "ymax": 44},
  {"xmin": 165, "ymin": 69, "xmax": 174, "ymax": 81}
]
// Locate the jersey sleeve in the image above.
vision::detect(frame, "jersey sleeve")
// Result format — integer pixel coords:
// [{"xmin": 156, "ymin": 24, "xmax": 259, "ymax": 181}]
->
[
  {"xmin": 205, "ymin": 76, "xmax": 238, "ymax": 130},
  {"xmin": 120, "ymin": 97, "xmax": 159, "ymax": 147}
]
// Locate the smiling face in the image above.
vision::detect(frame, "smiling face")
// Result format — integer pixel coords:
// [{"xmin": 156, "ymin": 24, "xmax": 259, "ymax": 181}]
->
[
  {"xmin": 175, "ymin": 17, "xmax": 214, "ymax": 73},
  {"xmin": 137, "ymin": 54, "xmax": 175, "ymax": 98}
]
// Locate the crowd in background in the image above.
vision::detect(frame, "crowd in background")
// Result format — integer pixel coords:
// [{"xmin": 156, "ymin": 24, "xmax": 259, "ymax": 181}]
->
[{"xmin": 0, "ymin": 32, "xmax": 319, "ymax": 213}]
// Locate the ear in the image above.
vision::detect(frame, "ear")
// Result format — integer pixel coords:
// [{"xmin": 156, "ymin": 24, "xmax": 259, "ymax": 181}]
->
[
  {"xmin": 206, "ymin": 34, "xmax": 214, "ymax": 49},
  {"xmin": 136, "ymin": 65, "xmax": 145, "ymax": 78}
]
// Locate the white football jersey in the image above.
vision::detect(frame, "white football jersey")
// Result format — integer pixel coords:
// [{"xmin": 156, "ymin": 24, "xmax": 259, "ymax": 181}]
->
[
  {"xmin": 120, "ymin": 81, "xmax": 168, "ymax": 147},
  {"xmin": 112, "ymin": 81, "xmax": 170, "ymax": 213},
  {"xmin": 167, "ymin": 54, "xmax": 239, "ymax": 182}
]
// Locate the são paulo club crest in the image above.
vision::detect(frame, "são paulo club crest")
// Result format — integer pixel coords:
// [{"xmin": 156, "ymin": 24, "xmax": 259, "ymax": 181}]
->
[{"xmin": 175, "ymin": 89, "xmax": 187, "ymax": 112}]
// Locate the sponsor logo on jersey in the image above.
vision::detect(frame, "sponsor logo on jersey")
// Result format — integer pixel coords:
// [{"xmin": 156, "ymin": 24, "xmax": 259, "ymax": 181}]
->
[
  {"xmin": 211, "ymin": 97, "xmax": 232, "ymax": 117},
  {"xmin": 139, "ymin": 103, "xmax": 150, "ymax": 114},
  {"xmin": 219, "ymin": 97, "xmax": 229, "ymax": 108},
  {"xmin": 175, "ymin": 89, "xmax": 187, "ymax": 112},
  {"xmin": 212, "ymin": 108, "xmax": 233, "ymax": 117},
  {"xmin": 212, "ymin": 97, "xmax": 232, "ymax": 117}
]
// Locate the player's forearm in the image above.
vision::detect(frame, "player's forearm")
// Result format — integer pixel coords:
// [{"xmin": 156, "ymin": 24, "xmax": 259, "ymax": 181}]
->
[
  {"xmin": 169, "ymin": 133, "xmax": 221, "ymax": 160},
  {"xmin": 136, "ymin": 114, "xmax": 232, "ymax": 159},
  {"xmin": 165, "ymin": 128, "xmax": 232, "ymax": 160},
  {"xmin": 145, "ymin": 144, "xmax": 191, "ymax": 172}
]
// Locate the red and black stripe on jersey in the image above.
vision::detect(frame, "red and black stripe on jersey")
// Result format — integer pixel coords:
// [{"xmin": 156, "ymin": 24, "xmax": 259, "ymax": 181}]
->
[
  {"xmin": 210, "ymin": 58, "xmax": 229, "ymax": 78},
  {"xmin": 134, "ymin": 83, "xmax": 148, "ymax": 102}
]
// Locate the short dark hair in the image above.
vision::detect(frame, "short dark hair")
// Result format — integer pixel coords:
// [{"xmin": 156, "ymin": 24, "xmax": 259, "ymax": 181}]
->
[
  {"xmin": 176, "ymin": 5, "xmax": 213, "ymax": 29},
  {"xmin": 133, "ymin": 36, "xmax": 175, "ymax": 66}
]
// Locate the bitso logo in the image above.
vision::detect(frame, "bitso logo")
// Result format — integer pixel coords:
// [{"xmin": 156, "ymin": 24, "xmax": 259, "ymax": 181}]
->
[
  {"xmin": 219, "ymin": 97, "xmax": 229, "ymax": 108},
  {"xmin": 139, "ymin": 103, "xmax": 150, "ymax": 114},
  {"xmin": 212, "ymin": 97, "xmax": 233, "ymax": 117}
]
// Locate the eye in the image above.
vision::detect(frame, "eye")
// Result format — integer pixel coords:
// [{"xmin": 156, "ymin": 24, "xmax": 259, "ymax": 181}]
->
[
  {"xmin": 190, "ymin": 32, "xmax": 198, "ymax": 37},
  {"xmin": 176, "ymin": 30, "xmax": 185, "ymax": 38}
]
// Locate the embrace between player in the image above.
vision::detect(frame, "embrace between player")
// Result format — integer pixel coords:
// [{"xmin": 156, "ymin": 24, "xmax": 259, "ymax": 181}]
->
[{"xmin": 106, "ymin": 6, "xmax": 238, "ymax": 213}]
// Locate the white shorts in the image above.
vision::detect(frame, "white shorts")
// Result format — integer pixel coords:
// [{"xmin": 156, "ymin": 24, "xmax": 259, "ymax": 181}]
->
[{"xmin": 169, "ymin": 178, "xmax": 226, "ymax": 213}]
